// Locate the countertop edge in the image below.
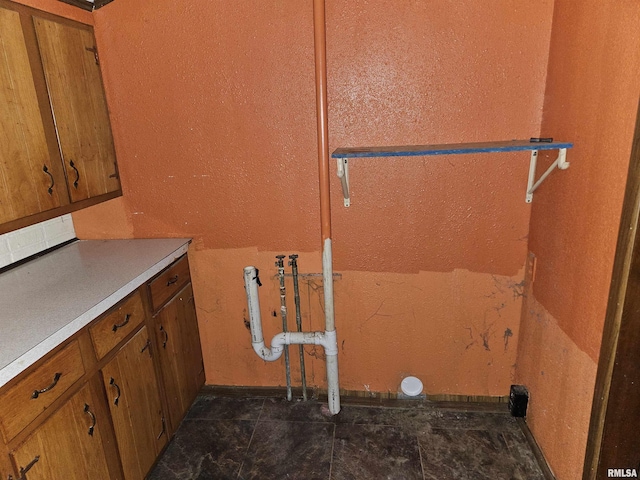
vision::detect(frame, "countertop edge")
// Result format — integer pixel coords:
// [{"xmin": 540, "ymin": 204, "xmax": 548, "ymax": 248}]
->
[{"xmin": 0, "ymin": 241, "xmax": 190, "ymax": 389}]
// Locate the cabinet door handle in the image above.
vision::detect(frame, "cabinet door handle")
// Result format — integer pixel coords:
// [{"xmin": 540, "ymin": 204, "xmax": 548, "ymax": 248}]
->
[
  {"xmin": 18, "ymin": 455, "xmax": 40, "ymax": 479},
  {"xmin": 84, "ymin": 403, "xmax": 96, "ymax": 436},
  {"xmin": 42, "ymin": 165, "xmax": 54, "ymax": 195},
  {"xmin": 156, "ymin": 416, "xmax": 166, "ymax": 440},
  {"xmin": 69, "ymin": 160, "xmax": 80, "ymax": 189},
  {"xmin": 109, "ymin": 377, "xmax": 121, "ymax": 406},
  {"xmin": 112, "ymin": 313, "xmax": 131, "ymax": 332},
  {"xmin": 140, "ymin": 338, "xmax": 152, "ymax": 356},
  {"xmin": 160, "ymin": 325, "xmax": 168, "ymax": 349},
  {"xmin": 32, "ymin": 372, "xmax": 62, "ymax": 399},
  {"xmin": 166, "ymin": 275, "xmax": 179, "ymax": 286}
]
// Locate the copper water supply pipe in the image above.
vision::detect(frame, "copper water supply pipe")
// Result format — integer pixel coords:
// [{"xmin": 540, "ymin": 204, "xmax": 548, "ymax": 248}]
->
[{"xmin": 313, "ymin": 0, "xmax": 331, "ymax": 242}]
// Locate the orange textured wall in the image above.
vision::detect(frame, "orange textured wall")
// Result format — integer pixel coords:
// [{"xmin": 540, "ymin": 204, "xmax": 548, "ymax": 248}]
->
[
  {"xmin": 73, "ymin": 1, "xmax": 554, "ymax": 397},
  {"xmin": 517, "ymin": 2, "xmax": 640, "ymax": 479}
]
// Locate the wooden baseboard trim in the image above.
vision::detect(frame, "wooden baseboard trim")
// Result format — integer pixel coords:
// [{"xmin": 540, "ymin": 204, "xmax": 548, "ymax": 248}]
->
[
  {"xmin": 517, "ymin": 418, "xmax": 556, "ymax": 480},
  {"xmin": 200, "ymin": 385, "xmax": 510, "ymax": 412},
  {"xmin": 200, "ymin": 385, "xmax": 312, "ymax": 399}
]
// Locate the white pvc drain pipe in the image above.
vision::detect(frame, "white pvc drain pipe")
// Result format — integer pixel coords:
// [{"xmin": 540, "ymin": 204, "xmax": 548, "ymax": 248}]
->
[{"xmin": 243, "ymin": 266, "xmax": 340, "ymax": 414}]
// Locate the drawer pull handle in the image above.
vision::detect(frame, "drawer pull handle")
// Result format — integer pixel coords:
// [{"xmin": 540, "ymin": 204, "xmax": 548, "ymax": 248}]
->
[
  {"xmin": 18, "ymin": 455, "xmax": 40, "ymax": 478},
  {"xmin": 166, "ymin": 275, "xmax": 179, "ymax": 286},
  {"xmin": 156, "ymin": 416, "xmax": 166, "ymax": 440},
  {"xmin": 140, "ymin": 338, "xmax": 152, "ymax": 355},
  {"xmin": 160, "ymin": 325, "xmax": 168, "ymax": 349},
  {"xmin": 109, "ymin": 377, "xmax": 121, "ymax": 406},
  {"xmin": 42, "ymin": 165, "xmax": 54, "ymax": 195},
  {"xmin": 32, "ymin": 372, "xmax": 62, "ymax": 399},
  {"xmin": 69, "ymin": 160, "xmax": 80, "ymax": 189},
  {"xmin": 84, "ymin": 403, "xmax": 96, "ymax": 436},
  {"xmin": 112, "ymin": 313, "xmax": 131, "ymax": 332}
]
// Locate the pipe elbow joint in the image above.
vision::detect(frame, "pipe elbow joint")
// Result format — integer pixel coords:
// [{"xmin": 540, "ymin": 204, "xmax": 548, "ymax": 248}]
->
[{"xmin": 252, "ymin": 341, "xmax": 283, "ymax": 362}]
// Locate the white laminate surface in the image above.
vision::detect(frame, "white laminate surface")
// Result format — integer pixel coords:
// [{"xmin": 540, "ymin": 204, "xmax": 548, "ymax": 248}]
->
[{"xmin": 0, "ymin": 238, "xmax": 191, "ymax": 388}]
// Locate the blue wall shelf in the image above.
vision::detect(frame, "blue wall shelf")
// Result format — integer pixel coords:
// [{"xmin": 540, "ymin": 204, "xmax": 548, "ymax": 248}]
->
[{"xmin": 331, "ymin": 140, "xmax": 573, "ymax": 206}]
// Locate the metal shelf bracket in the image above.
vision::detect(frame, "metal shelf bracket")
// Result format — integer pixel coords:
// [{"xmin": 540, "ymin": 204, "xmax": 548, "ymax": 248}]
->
[
  {"xmin": 525, "ymin": 148, "xmax": 569, "ymax": 203},
  {"xmin": 336, "ymin": 157, "xmax": 350, "ymax": 207}
]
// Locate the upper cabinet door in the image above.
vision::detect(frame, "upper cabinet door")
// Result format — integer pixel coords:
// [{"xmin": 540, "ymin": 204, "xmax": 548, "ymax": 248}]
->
[
  {"xmin": 33, "ymin": 17, "xmax": 120, "ymax": 203},
  {"xmin": 0, "ymin": 7, "xmax": 67, "ymax": 223}
]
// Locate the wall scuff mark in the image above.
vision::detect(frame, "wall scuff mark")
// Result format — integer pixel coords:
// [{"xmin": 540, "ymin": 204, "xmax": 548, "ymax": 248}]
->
[{"xmin": 503, "ymin": 328, "xmax": 513, "ymax": 351}]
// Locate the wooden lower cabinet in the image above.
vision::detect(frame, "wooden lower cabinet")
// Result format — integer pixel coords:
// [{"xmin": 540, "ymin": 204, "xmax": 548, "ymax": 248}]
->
[
  {"xmin": 101, "ymin": 326, "xmax": 167, "ymax": 480},
  {"xmin": 1, "ymin": 255, "xmax": 203, "ymax": 480},
  {"xmin": 154, "ymin": 283, "xmax": 205, "ymax": 432},
  {"xmin": 10, "ymin": 381, "xmax": 112, "ymax": 480}
]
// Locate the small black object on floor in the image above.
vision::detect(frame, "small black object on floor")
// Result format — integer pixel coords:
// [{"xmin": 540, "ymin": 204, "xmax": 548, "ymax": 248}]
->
[
  {"xmin": 147, "ymin": 394, "xmax": 546, "ymax": 479},
  {"xmin": 509, "ymin": 384, "xmax": 529, "ymax": 418}
]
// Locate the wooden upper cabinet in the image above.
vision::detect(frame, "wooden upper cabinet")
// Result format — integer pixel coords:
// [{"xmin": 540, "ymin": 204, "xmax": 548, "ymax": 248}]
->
[
  {"xmin": 33, "ymin": 17, "xmax": 120, "ymax": 203},
  {"xmin": 0, "ymin": 1, "xmax": 122, "ymax": 235},
  {"xmin": 0, "ymin": 6, "xmax": 68, "ymax": 224}
]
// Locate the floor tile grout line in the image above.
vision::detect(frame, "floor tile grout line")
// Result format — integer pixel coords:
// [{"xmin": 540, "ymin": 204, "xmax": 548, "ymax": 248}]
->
[
  {"xmin": 417, "ymin": 434, "xmax": 426, "ymax": 480},
  {"xmin": 257, "ymin": 419, "xmax": 336, "ymax": 425},
  {"xmin": 236, "ymin": 397, "xmax": 266, "ymax": 479},
  {"xmin": 328, "ymin": 423, "xmax": 336, "ymax": 480}
]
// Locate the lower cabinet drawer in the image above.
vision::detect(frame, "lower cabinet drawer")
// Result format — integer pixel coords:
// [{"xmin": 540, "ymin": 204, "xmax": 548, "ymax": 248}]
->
[
  {"xmin": 148, "ymin": 255, "xmax": 190, "ymax": 312},
  {"xmin": 0, "ymin": 341, "xmax": 85, "ymax": 442},
  {"xmin": 89, "ymin": 290, "xmax": 145, "ymax": 360}
]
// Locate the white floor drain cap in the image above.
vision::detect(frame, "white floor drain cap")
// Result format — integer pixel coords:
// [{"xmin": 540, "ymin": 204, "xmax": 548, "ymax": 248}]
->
[{"xmin": 401, "ymin": 376, "xmax": 423, "ymax": 396}]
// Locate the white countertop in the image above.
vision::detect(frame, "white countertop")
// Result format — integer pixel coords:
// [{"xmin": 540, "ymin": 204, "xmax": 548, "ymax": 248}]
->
[{"xmin": 0, "ymin": 238, "xmax": 191, "ymax": 389}]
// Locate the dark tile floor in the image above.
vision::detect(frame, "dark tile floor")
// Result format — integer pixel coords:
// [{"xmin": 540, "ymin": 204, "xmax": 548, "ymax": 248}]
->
[{"xmin": 147, "ymin": 394, "xmax": 546, "ymax": 480}]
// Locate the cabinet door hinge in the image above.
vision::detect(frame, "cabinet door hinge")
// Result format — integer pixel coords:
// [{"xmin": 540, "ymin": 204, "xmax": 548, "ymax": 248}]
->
[{"xmin": 85, "ymin": 46, "xmax": 99, "ymax": 66}]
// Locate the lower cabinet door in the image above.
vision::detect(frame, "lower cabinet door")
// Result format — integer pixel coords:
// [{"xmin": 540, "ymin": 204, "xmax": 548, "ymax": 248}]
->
[
  {"xmin": 154, "ymin": 283, "xmax": 204, "ymax": 432},
  {"xmin": 101, "ymin": 326, "xmax": 166, "ymax": 480},
  {"xmin": 11, "ymin": 382, "xmax": 111, "ymax": 480}
]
